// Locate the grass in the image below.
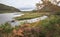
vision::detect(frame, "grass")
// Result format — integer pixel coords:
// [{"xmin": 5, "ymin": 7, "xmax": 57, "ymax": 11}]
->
[
  {"xmin": 15, "ymin": 11, "xmax": 49, "ymax": 20},
  {"xmin": 30, "ymin": 15, "xmax": 60, "ymax": 27},
  {"xmin": 29, "ymin": 15, "xmax": 60, "ymax": 37},
  {"xmin": 0, "ymin": 15, "xmax": 60, "ymax": 37},
  {"xmin": 0, "ymin": 11, "xmax": 60, "ymax": 37}
]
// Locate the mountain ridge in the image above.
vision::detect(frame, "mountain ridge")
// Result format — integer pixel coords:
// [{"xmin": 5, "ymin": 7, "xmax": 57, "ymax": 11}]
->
[{"xmin": 0, "ymin": 3, "xmax": 21, "ymax": 13}]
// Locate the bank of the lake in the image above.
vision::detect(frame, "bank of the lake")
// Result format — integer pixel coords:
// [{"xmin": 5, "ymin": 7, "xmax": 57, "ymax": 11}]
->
[
  {"xmin": 0, "ymin": 12, "xmax": 24, "ymax": 25},
  {"xmin": 0, "ymin": 12, "xmax": 48, "ymax": 27},
  {"xmin": 15, "ymin": 12, "xmax": 49, "ymax": 20}
]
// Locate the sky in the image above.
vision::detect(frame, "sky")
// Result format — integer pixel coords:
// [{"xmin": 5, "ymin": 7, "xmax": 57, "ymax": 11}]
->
[
  {"xmin": 0, "ymin": 0, "xmax": 60, "ymax": 11},
  {"xmin": 0, "ymin": 0, "xmax": 42, "ymax": 11}
]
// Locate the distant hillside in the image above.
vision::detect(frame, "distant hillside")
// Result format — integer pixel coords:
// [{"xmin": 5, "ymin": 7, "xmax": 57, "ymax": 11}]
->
[{"xmin": 0, "ymin": 4, "xmax": 20, "ymax": 13}]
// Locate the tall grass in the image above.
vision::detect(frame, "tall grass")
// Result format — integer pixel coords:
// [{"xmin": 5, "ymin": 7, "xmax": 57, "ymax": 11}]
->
[
  {"xmin": 0, "ymin": 23, "xmax": 13, "ymax": 37},
  {"xmin": 0, "ymin": 15, "xmax": 60, "ymax": 37}
]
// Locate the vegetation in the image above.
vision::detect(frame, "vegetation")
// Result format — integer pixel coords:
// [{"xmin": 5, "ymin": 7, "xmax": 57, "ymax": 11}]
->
[
  {"xmin": 0, "ymin": 0, "xmax": 60, "ymax": 37},
  {"xmin": 15, "ymin": 12, "xmax": 49, "ymax": 20},
  {"xmin": 0, "ymin": 15, "xmax": 60, "ymax": 37},
  {"xmin": 36, "ymin": 0, "xmax": 60, "ymax": 13},
  {"xmin": 0, "ymin": 4, "xmax": 20, "ymax": 13},
  {"xmin": 0, "ymin": 22, "xmax": 13, "ymax": 37}
]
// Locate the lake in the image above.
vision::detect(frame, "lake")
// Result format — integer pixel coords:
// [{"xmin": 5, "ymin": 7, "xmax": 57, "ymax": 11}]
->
[
  {"xmin": 0, "ymin": 12, "xmax": 24, "ymax": 26},
  {"xmin": 0, "ymin": 12, "xmax": 48, "ymax": 27}
]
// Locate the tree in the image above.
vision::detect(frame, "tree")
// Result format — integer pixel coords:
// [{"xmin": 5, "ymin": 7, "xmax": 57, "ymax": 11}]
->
[
  {"xmin": 36, "ymin": 3, "xmax": 42, "ymax": 12},
  {"xmin": 36, "ymin": 0, "xmax": 60, "ymax": 12},
  {"xmin": 52, "ymin": 0, "xmax": 60, "ymax": 5},
  {"xmin": 36, "ymin": 0, "xmax": 50, "ymax": 12}
]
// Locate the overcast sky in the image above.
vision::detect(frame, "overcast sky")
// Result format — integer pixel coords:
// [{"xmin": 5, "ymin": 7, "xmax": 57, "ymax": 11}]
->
[
  {"xmin": 0, "ymin": 0, "xmax": 60, "ymax": 11},
  {"xmin": 0, "ymin": 0, "xmax": 42, "ymax": 8}
]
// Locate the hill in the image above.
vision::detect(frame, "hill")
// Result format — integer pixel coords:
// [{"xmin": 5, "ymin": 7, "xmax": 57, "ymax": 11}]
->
[{"xmin": 0, "ymin": 4, "xmax": 20, "ymax": 13}]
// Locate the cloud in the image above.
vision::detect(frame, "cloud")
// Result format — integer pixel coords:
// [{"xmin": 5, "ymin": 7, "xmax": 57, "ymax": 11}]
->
[{"xmin": 0, "ymin": 0, "xmax": 40, "ymax": 8}]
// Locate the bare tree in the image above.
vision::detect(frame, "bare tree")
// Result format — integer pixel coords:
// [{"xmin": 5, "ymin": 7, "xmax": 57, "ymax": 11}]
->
[
  {"xmin": 52, "ymin": 0, "xmax": 60, "ymax": 5},
  {"xmin": 36, "ymin": 0, "xmax": 50, "ymax": 12},
  {"xmin": 36, "ymin": 0, "xmax": 60, "ymax": 12},
  {"xmin": 36, "ymin": 2, "xmax": 43, "ymax": 12}
]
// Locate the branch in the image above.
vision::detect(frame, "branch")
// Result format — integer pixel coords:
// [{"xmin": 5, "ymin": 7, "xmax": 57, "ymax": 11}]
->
[{"xmin": 57, "ymin": 1, "xmax": 60, "ymax": 4}]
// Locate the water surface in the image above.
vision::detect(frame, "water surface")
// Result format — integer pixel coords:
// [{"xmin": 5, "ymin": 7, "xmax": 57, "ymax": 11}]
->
[
  {"xmin": 0, "ymin": 13, "xmax": 48, "ymax": 27},
  {"xmin": 0, "ymin": 12, "xmax": 24, "ymax": 25}
]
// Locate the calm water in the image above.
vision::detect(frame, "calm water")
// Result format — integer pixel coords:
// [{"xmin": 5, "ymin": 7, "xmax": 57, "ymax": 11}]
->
[
  {"xmin": 0, "ymin": 12, "xmax": 24, "ymax": 26},
  {"xmin": 0, "ymin": 12, "xmax": 48, "ymax": 27}
]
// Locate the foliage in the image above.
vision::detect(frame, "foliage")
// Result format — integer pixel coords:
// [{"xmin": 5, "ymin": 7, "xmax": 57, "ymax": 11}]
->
[
  {"xmin": 13, "ymin": 15, "xmax": 60, "ymax": 37},
  {"xmin": 15, "ymin": 12, "xmax": 43, "ymax": 20},
  {"xmin": 34, "ymin": 15, "xmax": 60, "ymax": 37},
  {"xmin": 0, "ymin": 22, "xmax": 13, "ymax": 33},
  {"xmin": 0, "ymin": 15, "xmax": 60, "ymax": 37},
  {"xmin": 0, "ymin": 23, "xmax": 14, "ymax": 37},
  {"xmin": 0, "ymin": 3, "xmax": 20, "ymax": 13}
]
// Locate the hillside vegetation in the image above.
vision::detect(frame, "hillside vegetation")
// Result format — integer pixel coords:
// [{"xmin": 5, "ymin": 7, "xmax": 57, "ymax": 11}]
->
[{"xmin": 0, "ymin": 4, "xmax": 20, "ymax": 13}]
